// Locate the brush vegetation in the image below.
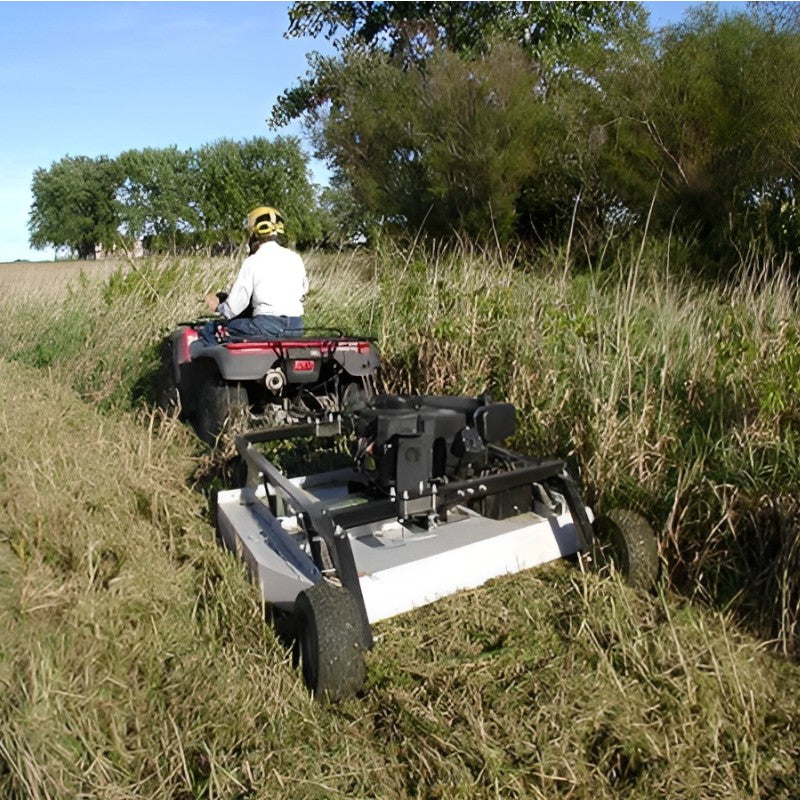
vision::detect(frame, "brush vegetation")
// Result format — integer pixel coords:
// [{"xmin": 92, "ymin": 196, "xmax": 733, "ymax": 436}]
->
[{"xmin": 1, "ymin": 240, "xmax": 799, "ymax": 798}]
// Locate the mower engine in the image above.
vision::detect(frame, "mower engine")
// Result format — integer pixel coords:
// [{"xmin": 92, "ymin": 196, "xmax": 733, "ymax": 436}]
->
[{"xmin": 353, "ymin": 395, "xmax": 521, "ymax": 518}]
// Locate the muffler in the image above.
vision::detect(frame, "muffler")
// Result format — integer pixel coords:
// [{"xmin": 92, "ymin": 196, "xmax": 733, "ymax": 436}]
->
[{"xmin": 264, "ymin": 368, "xmax": 286, "ymax": 394}]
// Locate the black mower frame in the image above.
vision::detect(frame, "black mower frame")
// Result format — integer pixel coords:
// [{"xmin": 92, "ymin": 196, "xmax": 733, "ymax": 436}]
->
[{"xmin": 233, "ymin": 417, "xmax": 601, "ymax": 649}]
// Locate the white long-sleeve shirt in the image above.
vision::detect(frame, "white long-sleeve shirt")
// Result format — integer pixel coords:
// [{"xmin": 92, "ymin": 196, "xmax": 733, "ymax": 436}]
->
[{"xmin": 218, "ymin": 240, "xmax": 308, "ymax": 319}]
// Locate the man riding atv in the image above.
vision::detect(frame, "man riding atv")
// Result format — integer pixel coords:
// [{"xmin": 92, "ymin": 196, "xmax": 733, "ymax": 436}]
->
[
  {"xmin": 158, "ymin": 204, "xmax": 380, "ymax": 444},
  {"xmin": 200, "ymin": 205, "xmax": 308, "ymax": 344}
]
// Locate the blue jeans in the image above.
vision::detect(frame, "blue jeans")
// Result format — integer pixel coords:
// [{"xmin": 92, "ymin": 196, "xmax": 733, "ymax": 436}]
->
[{"xmin": 200, "ymin": 315, "xmax": 304, "ymax": 344}]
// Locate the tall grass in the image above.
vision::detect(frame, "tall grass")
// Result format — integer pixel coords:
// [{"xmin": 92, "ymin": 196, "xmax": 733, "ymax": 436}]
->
[
  {"xmin": 3, "ymin": 244, "xmax": 800, "ymax": 642},
  {"xmin": 1, "ymin": 241, "xmax": 799, "ymax": 797},
  {"xmin": 0, "ymin": 250, "xmax": 377, "ymax": 411},
  {"xmin": 370, "ymin": 240, "xmax": 800, "ymax": 651}
]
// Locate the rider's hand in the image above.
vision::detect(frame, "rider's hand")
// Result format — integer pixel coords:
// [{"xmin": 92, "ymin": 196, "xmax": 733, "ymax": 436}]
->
[{"xmin": 205, "ymin": 293, "xmax": 220, "ymax": 312}]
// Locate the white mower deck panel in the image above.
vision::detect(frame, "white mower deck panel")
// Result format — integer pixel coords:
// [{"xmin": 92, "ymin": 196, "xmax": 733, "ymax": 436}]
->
[
  {"xmin": 217, "ymin": 486, "xmax": 322, "ymax": 610},
  {"xmin": 216, "ymin": 485, "xmax": 588, "ymax": 624},
  {"xmin": 349, "ymin": 509, "xmax": 585, "ymax": 622}
]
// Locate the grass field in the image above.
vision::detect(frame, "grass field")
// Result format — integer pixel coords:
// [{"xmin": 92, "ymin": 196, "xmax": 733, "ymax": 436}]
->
[
  {"xmin": 0, "ymin": 245, "xmax": 799, "ymax": 799},
  {"xmin": 0, "ymin": 259, "xmax": 125, "ymax": 299}
]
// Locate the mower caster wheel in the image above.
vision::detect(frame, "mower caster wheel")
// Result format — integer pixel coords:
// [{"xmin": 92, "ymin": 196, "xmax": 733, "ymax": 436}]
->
[
  {"xmin": 294, "ymin": 582, "xmax": 367, "ymax": 701},
  {"xmin": 593, "ymin": 508, "xmax": 659, "ymax": 591}
]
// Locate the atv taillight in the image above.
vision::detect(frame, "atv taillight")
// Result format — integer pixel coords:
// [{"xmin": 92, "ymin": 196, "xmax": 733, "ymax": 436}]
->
[
  {"xmin": 292, "ymin": 360, "xmax": 315, "ymax": 371},
  {"xmin": 182, "ymin": 327, "xmax": 199, "ymax": 361}
]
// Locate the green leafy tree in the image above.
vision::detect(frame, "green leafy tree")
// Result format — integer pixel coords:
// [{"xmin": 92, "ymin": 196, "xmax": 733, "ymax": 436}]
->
[
  {"xmin": 29, "ymin": 156, "xmax": 120, "ymax": 259},
  {"xmin": 195, "ymin": 136, "xmax": 321, "ymax": 250},
  {"xmin": 238, "ymin": 136, "xmax": 321, "ymax": 248},
  {"xmin": 271, "ymin": 1, "xmax": 646, "ymax": 246},
  {"xmin": 272, "ymin": 1, "xmax": 642, "ymax": 127},
  {"xmin": 29, "ymin": 138, "xmax": 322, "ymax": 258},
  {"xmin": 116, "ymin": 146, "xmax": 200, "ymax": 254},
  {"xmin": 511, "ymin": 13, "xmax": 654, "ymax": 248},
  {"xmin": 747, "ymin": 1, "xmax": 800, "ymax": 32},
  {"xmin": 604, "ymin": 6, "xmax": 800, "ymax": 260},
  {"xmin": 318, "ymin": 44, "xmax": 553, "ymax": 241},
  {"xmin": 193, "ymin": 139, "xmax": 249, "ymax": 250},
  {"xmin": 315, "ymin": 176, "xmax": 376, "ymax": 247}
]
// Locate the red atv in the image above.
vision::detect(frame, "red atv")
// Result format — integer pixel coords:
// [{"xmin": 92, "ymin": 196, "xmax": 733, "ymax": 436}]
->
[{"xmin": 156, "ymin": 323, "xmax": 381, "ymax": 445}]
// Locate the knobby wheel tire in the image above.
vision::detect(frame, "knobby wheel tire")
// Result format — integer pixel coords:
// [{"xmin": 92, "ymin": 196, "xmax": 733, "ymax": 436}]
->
[
  {"xmin": 294, "ymin": 582, "xmax": 367, "ymax": 701},
  {"xmin": 154, "ymin": 339, "xmax": 181, "ymax": 416},
  {"xmin": 194, "ymin": 377, "xmax": 248, "ymax": 447},
  {"xmin": 593, "ymin": 508, "xmax": 659, "ymax": 591}
]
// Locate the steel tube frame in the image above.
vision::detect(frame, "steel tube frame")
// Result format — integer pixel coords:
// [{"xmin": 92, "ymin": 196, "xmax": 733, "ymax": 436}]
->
[{"xmin": 233, "ymin": 420, "xmax": 598, "ymax": 645}]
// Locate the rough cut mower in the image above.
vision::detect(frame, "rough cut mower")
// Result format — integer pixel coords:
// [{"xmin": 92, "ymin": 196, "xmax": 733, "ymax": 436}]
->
[
  {"xmin": 216, "ymin": 393, "xmax": 660, "ymax": 700},
  {"xmin": 156, "ymin": 322, "xmax": 380, "ymax": 445}
]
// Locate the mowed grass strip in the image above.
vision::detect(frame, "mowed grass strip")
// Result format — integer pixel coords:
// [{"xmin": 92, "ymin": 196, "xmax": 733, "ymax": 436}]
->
[
  {"xmin": 0, "ymin": 361, "xmax": 307, "ymax": 798},
  {"xmin": 1, "ymin": 362, "xmax": 799, "ymax": 798}
]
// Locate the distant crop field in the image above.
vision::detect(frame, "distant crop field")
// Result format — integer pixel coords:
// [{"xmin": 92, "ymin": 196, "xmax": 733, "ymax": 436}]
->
[{"xmin": 0, "ymin": 258, "xmax": 123, "ymax": 299}]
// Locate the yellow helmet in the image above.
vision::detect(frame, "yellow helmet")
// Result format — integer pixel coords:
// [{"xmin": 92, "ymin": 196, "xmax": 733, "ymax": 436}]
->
[{"xmin": 245, "ymin": 206, "xmax": 285, "ymax": 239}]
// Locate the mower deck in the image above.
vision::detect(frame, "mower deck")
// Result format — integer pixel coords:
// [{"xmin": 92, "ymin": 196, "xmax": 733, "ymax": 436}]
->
[
  {"xmin": 211, "ymin": 396, "xmax": 658, "ymax": 699},
  {"xmin": 217, "ymin": 477, "xmax": 587, "ymax": 624}
]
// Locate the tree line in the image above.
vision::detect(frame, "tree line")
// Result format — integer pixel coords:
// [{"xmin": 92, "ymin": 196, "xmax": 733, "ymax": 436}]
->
[
  {"xmin": 274, "ymin": 1, "xmax": 800, "ymax": 271},
  {"xmin": 28, "ymin": 137, "xmax": 321, "ymax": 258},
  {"xmin": 30, "ymin": 2, "xmax": 800, "ymax": 270}
]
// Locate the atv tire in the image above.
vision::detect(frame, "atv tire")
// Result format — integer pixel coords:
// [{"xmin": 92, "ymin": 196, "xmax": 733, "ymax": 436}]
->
[
  {"xmin": 194, "ymin": 377, "xmax": 248, "ymax": 447},
  {"xmin": 154, "ymin": 339, "xmax": 181, "ymax": 417},
  {"xmin": 593, "ymin": 508, "xmax": 659, "ymax": 591},
  {"xmin": 294, "ymin": 582, "xmax": 367, "ymax": 701}
]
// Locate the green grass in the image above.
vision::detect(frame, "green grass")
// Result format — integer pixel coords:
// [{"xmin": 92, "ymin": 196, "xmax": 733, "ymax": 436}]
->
[{"xmin": 0, "ymin": 241, "xmax": 799, "ymax": 798}]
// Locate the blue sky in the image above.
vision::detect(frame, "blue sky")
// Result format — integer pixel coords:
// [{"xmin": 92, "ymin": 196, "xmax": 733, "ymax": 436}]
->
[{"xmin": 0, "ymin": 1, "xmax": 745, "ymax": 262}]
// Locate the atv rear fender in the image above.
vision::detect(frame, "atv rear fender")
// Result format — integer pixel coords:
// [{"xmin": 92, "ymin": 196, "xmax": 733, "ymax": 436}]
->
[{"xmin": 183, "ymin": 332, "xmax": 379, "ymax": 383}]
